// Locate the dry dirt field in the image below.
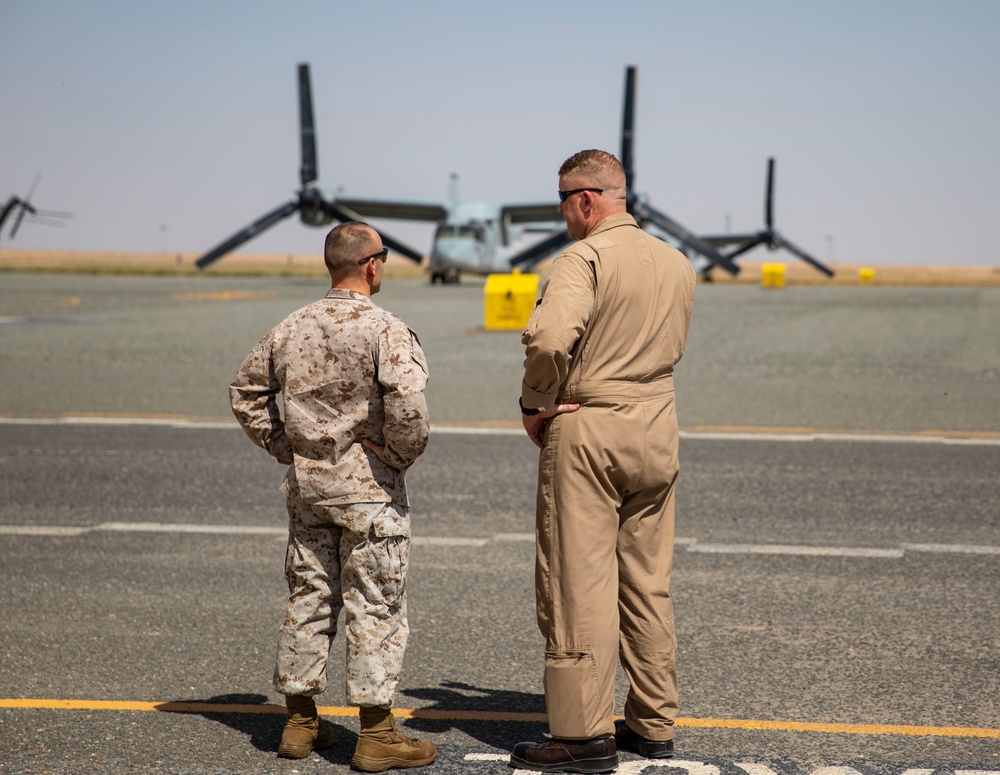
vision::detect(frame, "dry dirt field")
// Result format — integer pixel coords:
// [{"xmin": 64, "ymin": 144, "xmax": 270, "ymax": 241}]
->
[{"xmin": 1, "ymin": 247, "xmax": 998, "ymax": 286}]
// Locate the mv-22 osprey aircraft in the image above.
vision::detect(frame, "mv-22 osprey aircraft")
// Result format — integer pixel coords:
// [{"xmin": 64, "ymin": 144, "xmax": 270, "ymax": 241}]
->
[
  {"xmin": 195, "ymin": 63, "xmax": 564, "ymax": 283},
  {"xmin": 507, "ymin": 66, "xmax": 834, "ymax": 278},
  {"xmin": 196, "ymin": 64, "xmax": 831, "ymax": 281}
]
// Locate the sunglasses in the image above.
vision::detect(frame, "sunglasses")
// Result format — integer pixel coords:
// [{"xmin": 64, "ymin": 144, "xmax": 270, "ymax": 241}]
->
[
  {"xmin": 358, "ymin": 247, "xmax": 389, "ymax": 265},
  {"xmin": 558, "ymin": 188, "xmax": 603, "ymax": 203}
]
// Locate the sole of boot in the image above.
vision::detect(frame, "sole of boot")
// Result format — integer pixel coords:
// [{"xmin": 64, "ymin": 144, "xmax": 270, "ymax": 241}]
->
[
  {"xmin": 508, "ymin": 754, "xmax": 619, "ymax": 773},
  {"xmin": 350, "ymin": 753, "xmax": 437, "ymax": 771},
  {"xmin": 277, "ymin": 743, "xmax": 312, "ymax": 759}
]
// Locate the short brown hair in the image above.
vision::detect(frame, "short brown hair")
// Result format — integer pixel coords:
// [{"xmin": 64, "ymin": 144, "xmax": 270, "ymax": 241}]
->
[
  {"xmin": 324, "ymin": 222, "xmax": 376, "ymax": 275},
  {"xmin": 559, "ymin": 149, "xmax": 625, "ymax": 189}
]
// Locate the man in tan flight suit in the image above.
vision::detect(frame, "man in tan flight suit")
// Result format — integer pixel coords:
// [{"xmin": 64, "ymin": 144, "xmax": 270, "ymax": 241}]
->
[
  {"xmin": 511, "ymin": 150, "xmax": 695, "ymax": 772},
  {"xmin": 230, "ymin": 222, "xmax": 436, "ymax": 770}
]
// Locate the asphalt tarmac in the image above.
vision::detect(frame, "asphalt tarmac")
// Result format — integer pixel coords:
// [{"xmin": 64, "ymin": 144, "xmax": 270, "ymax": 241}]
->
[{"xmin": 0, "ymin": 272, "xmax": 998, "ymax": 774}]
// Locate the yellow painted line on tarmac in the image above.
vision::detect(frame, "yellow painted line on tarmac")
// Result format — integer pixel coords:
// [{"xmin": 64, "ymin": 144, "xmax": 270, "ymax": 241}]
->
[
  {"xmin": 673, "ymin": 716, "xmax": 1000, "ymax": 738},
  {"xmin": 1, "ymin": 699, "xmax": 996, "ymax": 739},
  {"xmin": 173, "ymin": 291, "xmax": 278, "ymax": 300}
]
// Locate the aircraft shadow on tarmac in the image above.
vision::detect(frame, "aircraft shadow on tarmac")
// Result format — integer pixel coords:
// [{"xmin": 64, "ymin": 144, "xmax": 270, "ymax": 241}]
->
[{"xmin": 401, "ymin": 681, "xmax": 547, "ymax": 749}]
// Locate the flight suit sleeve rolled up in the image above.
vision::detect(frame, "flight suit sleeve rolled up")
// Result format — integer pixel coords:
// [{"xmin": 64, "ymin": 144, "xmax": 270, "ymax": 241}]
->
[
  {"xmin": 520, "ymin": 252, "xmax": 596, "ymax": 410},
  {"xmin": 229, "ymin": 331, "xmax": 294, "ymax": 465},
  {"xmin": 374, "ymin": 322, "xmax": 430, "ymax": 470}
]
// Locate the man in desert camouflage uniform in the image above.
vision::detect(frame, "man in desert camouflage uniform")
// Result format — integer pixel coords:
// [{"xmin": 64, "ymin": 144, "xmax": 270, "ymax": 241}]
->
[{"xmin": 230, "ymin": 221, "xmax": 436, "ymax": 769}]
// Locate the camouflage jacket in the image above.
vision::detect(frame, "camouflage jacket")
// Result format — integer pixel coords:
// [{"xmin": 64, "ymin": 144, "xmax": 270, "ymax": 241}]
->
[{"xmin": 230, "ymin": 288, "xmax": 429, "ymax": 506}]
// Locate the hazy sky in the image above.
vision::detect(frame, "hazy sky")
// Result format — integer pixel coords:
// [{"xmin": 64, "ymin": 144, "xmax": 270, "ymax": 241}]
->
[{"xmin": 2, "ymin": 0, "xmax": 998, "ymax": 266}]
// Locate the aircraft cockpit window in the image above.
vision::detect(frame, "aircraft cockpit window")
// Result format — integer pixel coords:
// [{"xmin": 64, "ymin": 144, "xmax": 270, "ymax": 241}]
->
[{"xmin": 435, "ymin": 224, "xmax": 487, "ymax": 242}]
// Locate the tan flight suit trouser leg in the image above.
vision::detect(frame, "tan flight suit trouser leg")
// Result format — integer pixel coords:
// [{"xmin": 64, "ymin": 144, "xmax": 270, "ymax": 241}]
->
[{"xmin": 535, "ymin": 387, "xmax": 679, "ymax": 741}]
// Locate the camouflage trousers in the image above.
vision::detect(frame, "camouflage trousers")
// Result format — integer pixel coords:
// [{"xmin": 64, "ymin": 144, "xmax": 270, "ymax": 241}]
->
[{"xmin": 274, "ymin": 495, "xmax": 410, "ymax": 707}]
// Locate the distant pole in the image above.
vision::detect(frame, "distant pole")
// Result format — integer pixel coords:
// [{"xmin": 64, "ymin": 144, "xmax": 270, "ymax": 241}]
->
[
  {"xmin": 160, "ymin": 224, "xmax": 168, "ymax": 256},
  {"xmin": 825, "ymin": 234, "xmax": 834, "ymax": 263}
]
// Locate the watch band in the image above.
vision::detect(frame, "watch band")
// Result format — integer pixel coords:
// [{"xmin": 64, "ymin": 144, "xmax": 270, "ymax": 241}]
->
[{"xmin": 519, "ymin": 397, "xmax": 542, "ymax": 416}]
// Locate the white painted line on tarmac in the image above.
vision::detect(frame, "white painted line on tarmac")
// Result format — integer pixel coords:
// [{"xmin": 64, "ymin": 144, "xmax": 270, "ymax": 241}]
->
[
  {"xmin": 3, "ymin": 415, "xmax": 999, "ymax": 444},
  {"xmin": 431, "ymin": 424, "xmax": 523, "ymax": 436},
  {"xmin": 0, "ymin": 525, "xmax": 90, "ymax": 536},
  {"xmin": 0, "ymin": 523, "xmax": 996, "ymax": 559},
  {"xmin": 99, "ymin": 521, "xmax": 286, "ymax": 536},
  {"xmin": 680, "ymin": 430, "xmax": 1000, "ymax": 445},
  {"xmin": 412, "ymin": 536, "xmax": 489, "ymax": 547},
  {"xmin": 902, "ymin": 543, "xmax": 1000, "ymax": 555},
  {"xmin": 464, "ymin": 756, "xmax": 998, "ymax": 775},
  {"xmin": 0, "ymin": 416, "xmax": 234, "ymax": 429},
  {"xmin": 734, "ymin": 765, "xmax": 779, "ymax": 775},
  {"xmin": 687, "ymin": 544, "xmax": 904, "ymax": 558}
]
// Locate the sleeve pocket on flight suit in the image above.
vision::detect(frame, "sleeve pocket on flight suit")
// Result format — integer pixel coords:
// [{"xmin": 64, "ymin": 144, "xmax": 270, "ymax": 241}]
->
[{"xmin": 543, "ymin": 650, "xmax": 601, "ymax": 738}]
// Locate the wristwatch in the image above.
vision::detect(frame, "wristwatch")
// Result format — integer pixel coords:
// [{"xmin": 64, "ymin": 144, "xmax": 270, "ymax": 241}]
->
[{"xmin": 519, "ymin": 397, "xmax": 542, "ymax": 416}]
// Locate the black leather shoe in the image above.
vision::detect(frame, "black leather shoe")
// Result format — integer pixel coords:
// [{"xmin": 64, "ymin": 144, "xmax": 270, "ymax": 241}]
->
[
  {"xmin": 613, "ymin": 720, "xmax": 673, "ymax": 759},
  {"xmin": 510, "ymin": 737, "xmax": 619, "ymax": 773}
]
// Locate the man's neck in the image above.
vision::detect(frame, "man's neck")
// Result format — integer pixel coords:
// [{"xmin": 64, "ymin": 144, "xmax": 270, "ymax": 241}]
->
[
  {"xmin": 584, "ymin": 207, "xmax": 628, "ymax": 237},
  {"xmin": 331, "ymin": 278, "xmax": 371, "ymax": 297}
]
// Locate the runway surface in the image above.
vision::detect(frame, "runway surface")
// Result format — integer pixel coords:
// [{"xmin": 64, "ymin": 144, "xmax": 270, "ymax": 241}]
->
[{"xmin": 0, "ymin": 273, "xmax": 998, "ymax": 773}]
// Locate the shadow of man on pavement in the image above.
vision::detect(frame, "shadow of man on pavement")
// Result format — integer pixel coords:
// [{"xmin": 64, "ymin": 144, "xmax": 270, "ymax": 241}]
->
[{"xmin": 401, "ymin": 681, "xmax": 547, "ymax": 750}]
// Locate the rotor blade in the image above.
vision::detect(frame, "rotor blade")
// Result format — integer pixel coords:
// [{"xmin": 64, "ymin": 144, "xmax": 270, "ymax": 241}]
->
[
  {"xmin": 23, "ymin": 173, "xmax": 40, "ymax": 205},
  {"xmin": 32, "ymin": 209, "xmax": 74, "ymax": 219},
  {"xmin": 723, "ymin": 234, "xmax": 769, "ymax": 261},
  {"xmin": 8, "ymin": 201, "xmax": 35, "ymax": 238},
  {"xmin": 635, "ymin": 202, "xmax": 741, "ymax": 275},
  {"xmin": 698, "ymin": 231, "xmax": 761, "ymax": 248},
  {"xmin": 621, "ymin": 65, "xmax": 636, "ymax": 196},
  {"xmin": 298, "ymin": 63, "xmax": 318, "ymax": 187},
  {"xmin": 378, "ymin": 231, "xmax": 425, "ymax": 263},
  {"xmin": 509, "ymin": 229, "xmax": 573, "ymax": 269},
  {"xmin": 324, "ymin": 202, "xmax": 425, "ymax": 263},
  {"xmin": 195, "ymin": 200, "xmax": 299, "ymax": 269},
  {"xmin": 765, "ymin": 157, "xmax": 774, "ymax": 230},
  {"xmin": 500, "ymin": 203, "xmax": 561, "ymax": 224},
  {"xmin": 774, "ymin": 234, "xmax": 835, "ymax": 277},
  {"xmin": 335, "ymin": 197, "xmax": 447, "ymax": 222},
  {"xmin": 23, "ymin": 216, "xmax": 67, "ymax": 229},
  {"xmin": 0, "ymin": 198, "xmax": 19, "ymax": 235}
]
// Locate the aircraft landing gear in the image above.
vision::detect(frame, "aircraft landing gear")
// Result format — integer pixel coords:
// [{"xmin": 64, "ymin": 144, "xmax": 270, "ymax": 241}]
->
[{"xmin": 430, "ymin": 268, "xmax": 461, "ymax": 285}]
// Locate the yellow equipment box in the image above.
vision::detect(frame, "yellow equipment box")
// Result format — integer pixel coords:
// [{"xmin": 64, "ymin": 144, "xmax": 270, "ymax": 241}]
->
[
  {"xmin": 484, "ymin": 271, "xmax": 539, "ymax": 330},
  {"xmin": 761, "ymin": 262, "xmax": 786, "ymax": 289}
]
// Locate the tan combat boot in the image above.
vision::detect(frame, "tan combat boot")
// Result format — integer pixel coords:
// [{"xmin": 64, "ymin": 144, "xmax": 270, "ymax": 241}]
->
[
  {"xmin": 351, "ymin": 706, "xmax": 436, "ymax": 771},
  {"xmin": 277, "ymin": 694, "xmax": 336, "ymax": 759}
]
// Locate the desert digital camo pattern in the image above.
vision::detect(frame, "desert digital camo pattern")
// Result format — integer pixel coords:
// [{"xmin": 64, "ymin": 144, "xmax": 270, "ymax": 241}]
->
[
  {"xmin": 230, "ymin": 287, "xmax": 428, "ymax": 707},
  {"xmin": 230, "ymin": 288, "xmax": 429, "ymax": 507},
  {"xmin": 274, "ymin": 498, "xmax": 409, "ymax": 705}
]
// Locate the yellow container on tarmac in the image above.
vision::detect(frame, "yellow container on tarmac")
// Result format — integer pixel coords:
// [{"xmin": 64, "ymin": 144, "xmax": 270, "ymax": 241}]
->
[
  {"xmin": 761, "ymin": 262, "xmax": 786, "ymax": 289},
  {"xmin": 484, "ymin": 270, "xmax": 539, "ymax": 330}
]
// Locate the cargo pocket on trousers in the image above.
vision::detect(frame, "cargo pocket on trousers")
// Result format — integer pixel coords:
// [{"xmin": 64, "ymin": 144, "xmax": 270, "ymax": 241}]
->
[{"xmin": 543, "ymin": 650, "xmax": 600, "ymax": 738}]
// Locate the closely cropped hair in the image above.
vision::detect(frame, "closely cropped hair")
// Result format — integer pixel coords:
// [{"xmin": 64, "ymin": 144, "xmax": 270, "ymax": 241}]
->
[
  {"xmin": 324, "ymin": 222, "xmax": 374, "ymax": 275},
  {"xmin": 559, "ymin": 150, "xmax": 625, "ymax": 188}
]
